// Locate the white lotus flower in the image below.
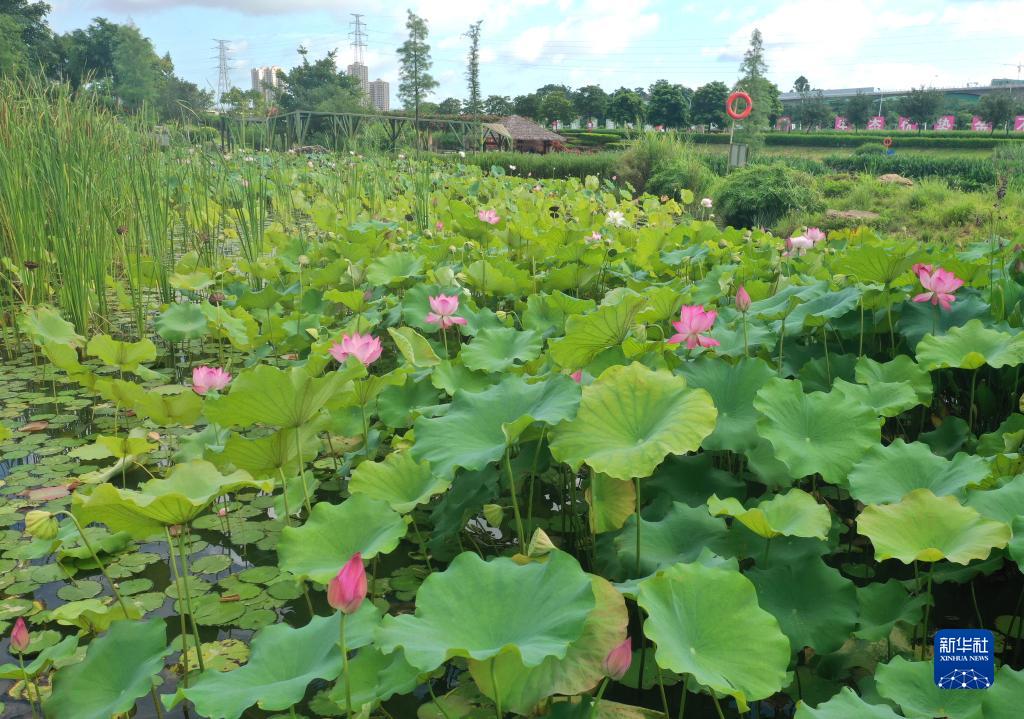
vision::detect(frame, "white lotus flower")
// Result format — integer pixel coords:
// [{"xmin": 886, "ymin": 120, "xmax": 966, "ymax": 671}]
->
[{"xmin": 606, "ymin": 210, "xmax": 627, "ymax": 227}]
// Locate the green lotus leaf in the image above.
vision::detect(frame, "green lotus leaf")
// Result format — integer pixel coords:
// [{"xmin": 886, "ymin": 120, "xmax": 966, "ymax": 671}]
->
[
  {"xmin": 468, "ymin": 576, "xmax": 628, "ymax": 715},
  {"xmin": 550, "ymin": 363, "xmax": 716, "ymax": 481},
  {"xmin": 679, "ymin": 356, "xmax": 776, "ymax": 453},
  {"xmin": 832, "ymin": 240, "xmax": 915, "ymax": 285},
  {"xmin": 981, "ymin": 665, "xmax": 1024, "ymax": 719},
  {"xmin": 637, "ymin": 562, "xmax": 790, "ymax": 712},
  {"xmin": 858, "ymin": 488, "xmax": 1011, "ymax": 564},
  {"xmin": 0, "ymin": 635, "xmax": 78, "ymax": 680},
  {"xmin": 831, "ymin": 377, "xmax": 921, "ymax": 419},
  {"xmin": 171, "ymin": 269, "xmax": 214, "ymax": 291},
  {"xmin": 847, "ymin": 439, "xmax": 989, "ymax": 504},
  {"xmin": 747, "ymin": 558, "xmax": 858, "ymax": 653},
  {"xmin": 611, "ymin": 502, "xmax": 731, "ymax": 580},
  {"xmin": 783, "ymin": 285, "xmax": 861, "ymax": 329},
  {"xmin": 854, "ymin": 580, "xmax": 927, "ymax": 641},
  {"xmin": 898, "ymin": 292, "xmax": 990, "ymax": 348},
  {"xmin": 388, "ymin": 326, "xmax": 441, "ymax": 368},
  {"xmin": 17, "ymin": 304, "xmax": 84, "ymax": 347},
  {"xmin": 45, "ymin": 618, "xmax": 171, "ymax": 719},
  {"xmin": 73, "ymin": 460, "xmax": 271, "ymax": 539},
  {"xmin": 977, "ymin": 414, "xmax": 1024, "ymax": 456},
  {"xmin": 754, "ymin": 377, "xmax": 880, "ymax": 486},
  {"xmin": 348, "ymin": 451, "xmax": 451, "ymax": 513},
  {"xmin": 587, "ymin": 472, "xmax": 636, "ymax": 534},
  {"xmin": 966, "ymin": 475, "xmax": 1024, "ymax": 524},
  {"xmin": 855, "ymin": 355, "xmax": 933, "ymax": 405},
  {"xmin": 205, "ymin": 363, "xmax": 363, "ymax": 429},
  {"xmin": 216, "ymin": 426, "xmax": 321, "ymax": 478},
  {"xmin": 795, "ymin": 686, "xmax": 903, "ymax": 719},
  {"xmin": 875, "ymin": 656, "xmax": 984, "ymax": 718},
  {"xmin": 185, "ymin": 605, "xmax": 380, "ymax": 719},
  {"xmin": 377, "ymin": 376, "xmax": 443, "ymax": 428},
  {"xmin": 745, "ymin": 281, "xmax": 826, "ymax": 320},
  {"xmin": 412, "ymin": 374, "xmax": 580, "ymax": 478},
  {"xmin": 277, "ymin": 494, "xmax": 407, "ymax": 583},
  {"xmin": 327, "ymin": 647, "xmax": 422, "ymax": 714},
  {"xmin": 156, "ymin": 302, "xmax": 210, "ymax": 341},
  {"xmin": 132, "ymin": 385, "xmax": 204, "ymax": 426},
  {"xmin": 367, "ymin": 252, "xmax": 424, "ymax": 285},
  {"xmin": 916, "ymin": 319, "xmax": 1024, "ymax": 371},
  {"xmin": 70, "ymin": 433, "xmax": 156, "ymax": 461},
  {"xmin": 548, "ymin": 293, "xmax": 647, "ymax": 369},
  {"xmin": 376, "ymin": 551, "xmax": 595, "ymax": 672},
  {"xmin": 708, "ymin": 488, "xmax": 830, "ymax": 540},
  {"xmin": 86, "ymin": 334, "xmax": 157, "ymax": 373},
  {"xmin": 460, "ymin": 327, "xmax": 543, "ymax": 373}
]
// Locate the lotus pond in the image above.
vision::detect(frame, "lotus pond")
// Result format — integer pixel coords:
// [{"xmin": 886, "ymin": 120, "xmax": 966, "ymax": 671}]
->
[{"xmin": 2, "ymin": 152, "xmax": 1024, "ymax": 719}]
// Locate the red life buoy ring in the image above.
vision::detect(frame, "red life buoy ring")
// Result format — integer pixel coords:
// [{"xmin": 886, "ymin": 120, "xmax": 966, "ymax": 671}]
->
[
  {"xmin": 726, "ymin": 91, "xmax": 753, "ymax": 120},
  {"xmin": 882, "ymin": 136, "xmax": 893, "ymax": 148}
]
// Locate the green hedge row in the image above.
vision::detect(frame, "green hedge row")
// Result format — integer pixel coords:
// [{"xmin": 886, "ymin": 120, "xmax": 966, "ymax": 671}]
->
[
  {"xmin": 691, "ymin": 132, "xmax": 1019, "ymax": 150},
  {"xmin": 458, "ymin": 151, "xmax": 620, "ymax": 180}
]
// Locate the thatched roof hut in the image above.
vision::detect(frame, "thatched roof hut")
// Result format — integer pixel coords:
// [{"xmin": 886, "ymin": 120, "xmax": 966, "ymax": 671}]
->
[{"xmin": 483, "ymin": 115, "xmax": 566, "ymax": 154}]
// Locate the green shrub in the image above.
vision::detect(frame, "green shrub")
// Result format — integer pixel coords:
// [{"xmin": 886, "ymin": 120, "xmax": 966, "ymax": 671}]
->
[
  {"xmin": 645, "ymin": 154, "xmax": 717, "ymax": 203},
  {"xmin": 717, "ymin": 164, "xmax": 823, "ymax": 228},
  {"xmin": 616, "ymin": 133, "xmax": 687, "ymax": 188},
  {"xmin": 459, "ymin": 151, "xmax": 619, "ymax": 180}
]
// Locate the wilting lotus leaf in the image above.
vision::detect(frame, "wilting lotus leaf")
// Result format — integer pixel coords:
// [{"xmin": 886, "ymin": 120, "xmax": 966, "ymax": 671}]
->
[
  {"xmin": 45, "ymin": 618, "xmax": 171, "ymax": 719},
  {"xmin": 612, "ymin": 502, "xmax": 731, "ymax": 579},
  {"xmin": 876, "ymin": 656, "xmax": 985, "ymax": 718},
  {"xmin": 73, "ymin": 460, "xmax": 271, "ymax": 539},
  {"xmin": 185, "ymin": 605, "xmax": 379, "ymax": 719},
  {"xmin": 847, "ymin": 439, "xmax": 988, "ymax": 504},
  {"xmin": 747, "ymin": 559, "xmax": 858, "ymax": 654},
  {"xmin": 916, "ymin": 319, "xmax": 1024, "ymax": 371},
  {"xmin": 277, "ymin": 494, "xmax": 407, "ymax": 583},
  {"xmin": 637, "ymin": 562, "xmax": 790, "ymax": 712},
  {"xmin": 854, "ymin": 580, "xmax": 927, "ymax": 641},
  {"xmin": 460, "ymin": 326, "xmax": 543, "ymax": 373},
  {"xmin": 708, "ymin": 488, "xmax": 830, "ymax": 540},
  {"xmin": 679, "ymin": 356, "xmax": 775, "ymax": 453},
  {"xmin": 754, "ymin": 377, "xmax": 880, "ymax": 486},
  {"xmin": 412, "ymin": 374, "xmax": 580, "ymax": 478},
  {"xmin": 327, "ymin": 647, "xmax": 422, "ymax": 714},
  {"xmin": 548, "ymin": 293, "xmax": 647, "ymax": 369},
  {"xmin": 376, "ymin": 551, "xmax": 595, "ymax": 672},
  {"xmin": 587, "ymin": 473, "xmax": 636, "ymax": 533},
  {"xmin": 795, "ymin": 687, "xmax": 903, "ymax": 719},
  {"xmin": 86, "ymin": 334, "xmax": 157, "ymax": 372},
  {"xmin": 156, "ymin": 302, "xmax": 209, "ymax": 341},
  {"xmin": 348, "ymin": 451, "xmax": 451, "ymax": 513},
  {"xmin": 855, "ymin": 355, "xmax": 933, "ymax": 405},
  {"xmin": 388, "ymin": 326, "xmax": 441, "ymax": 368},
  {"xmin": 205, "ymin": 363, "xmax": 362, "ymax": 429},
  {"xmin": 469, "ymin": 576, "xmax": 627, "ymax": 715},
  {"xmin": 18, "ymin": 305, "xmax": 84, "ymax": 347},
  {"xmin": 858, "ymin": 488, "xmax": 1011, "ymax": 564},
  {"xmin": 550, "ymin": 363, "xmax": 716, "ymax": 481}
]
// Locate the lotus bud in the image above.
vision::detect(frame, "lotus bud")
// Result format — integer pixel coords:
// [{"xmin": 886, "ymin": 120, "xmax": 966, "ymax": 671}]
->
[
  {"xmin": 10, "ymin": 617, "xmax": 29, "ymax": 653},
  {"xmin": 736, "ymin": 285, "xmax": 751, "ymax": 313},
  {"xmin": 718, "ymin": 238, "xmax": 728, "ymax": 249},
  {"xmin": 327, "ymin": 553, "xmax": 367, "ymax": 615},
  {"xmin": 495, "ymin": 310, "xmax": 507, "ymax": 321},
  {"xmin": 603, "ymin": 637, "xmax": 632, "ymax": 680},
  {"xmin": 298, "ymin": 255, "xmax": 310, "ymax": 267},
  {"xmin": 527, "ymin": 528, "xmax": 556, "ymax": 557},
  {"xmin": 25, "ymin": 510, "xmax": 59, "ymax": 540}
]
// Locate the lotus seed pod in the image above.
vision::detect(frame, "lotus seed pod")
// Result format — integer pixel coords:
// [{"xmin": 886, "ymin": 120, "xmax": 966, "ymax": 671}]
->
[
  {"xmin": 527, "ymin": 528, "xmax": 556, "ymax": 557},
  {"xmin": 25, "ymin": 510, "xmax": 59, "ymax": 540}
]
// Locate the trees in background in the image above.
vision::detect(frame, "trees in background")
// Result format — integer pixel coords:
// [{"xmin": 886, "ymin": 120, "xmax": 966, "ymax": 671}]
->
[
  {"xmin": 572, "ymin": 85, "xmax": 608, "ymax": 124},
  {"xmin": 898, "ymin": 87, "xmax": 944, "ymax": 132},
  {"xmin": 646, "ymin": 79, "xmax": 691, "ymax": 128},
  {"xmin": 484, "ymin": 95, "xmax": 514, "ymax": 115},
  {"xmin": 540, "ymin": 90, "xmax": 574, "ymax": 126},
  {"xmin": 396, "ymin": 10, "xmax": 437, "ymax": 125},
  {"xmin": 437, "ymin": 97, "xmax": 462, "ymax": 115},
  {"xmin": 979, "ymin": 92, "xmax": 1022, "ymax": 134},
  {"xmin": 844, "ymin": 92, "xmax": 874, "ymax": 129},
  {"xmin": 691, "ymin": 81, "xmax": 729, "ymax": 129},
  {"xmin": 277, "ymin": 48, "xmax": 362, "ymax": 114},
  {"xmin": 463, "ymin": 20, "xmax": 482, "ymax": 116},
  {"xmin": 735, "ymin": 28, "xmax": 782, "ymax": 136},
  {"xmin": 607, "ymin": 87, "xmax": 645, "ymax": 126}
]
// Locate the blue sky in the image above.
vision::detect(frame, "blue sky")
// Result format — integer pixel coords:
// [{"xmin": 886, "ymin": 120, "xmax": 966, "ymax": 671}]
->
[{"xmin": 48, "ymin": 1, "xmax": 1024, "ymax": 106}]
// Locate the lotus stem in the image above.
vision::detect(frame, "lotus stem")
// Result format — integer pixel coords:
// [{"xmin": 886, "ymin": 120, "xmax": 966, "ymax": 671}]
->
[
  {"xmin": 677, "ymin": 682, "xmax": 687, "ymax": 719},
  {"xmin": 634, "ymin": 477, "xmax": 642, "ymax": 575},
  {"xmin": 17, "ymin": 652, "xmax": 39, "ymax": 719},
  {"xmin": 921, "ymin": 562, "xmax": 936, "ymax": 660},
  {"xmin": 656, "ymin": 666, "xmax": 671, "ymax": 718},
  {"xmin": 57, "ymin": 512, "xmax": 130, "ymax": 615},
  {"xmin": 164, "ymin": 527, "xmax": 193, "ymax": 687},
  {"xmin": 711, "ymin": 694, "xmax": 726, "ymax": 719},
  {"xmin": 150, "ymin": 687, "xmax": 165, "ymax": 719},
  {"xmin": 294, "ymin": 428, "xmax": 313, "ymax": 514},
  {"xmin": 503, "ymin": 449, "xmax": 526, "ymax": 548},
  {"xmin": 411, "ymin": 517, "xmax": 433, "ymax": 572},
  {"xmin": 490, "ymin": 657, "xmax": 503, "ymax": 718},
  {"xmin": 171, "ymin": 528, "xmax": 206, "ymax": 673},
  {"xmin": 277, "ymin": 467, "xmax": 293, "ymax": 527},
  {"xmin": 340, "ymin": 613, "xmax": 353, "ymax": 719},
  {"xmin": 588, "ymin": 677, "xmax": 609, "ymax": 718},
  {"xmin": 427, "ymin": 683, "xmax": 453, "ymax": 719}
]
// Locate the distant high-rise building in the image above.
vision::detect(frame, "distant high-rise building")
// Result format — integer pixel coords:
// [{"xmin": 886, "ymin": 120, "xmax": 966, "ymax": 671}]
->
[
  {"xmin": 369, "ymin": 79, "xmax": 390, "ymax": 111},
  {"xmin": 346, "ymin": 62, "xmax": 369, "ymax": 97},
  {"xmin": 251, "ymin": 66, "xmax": 283, "ymax": 100}
]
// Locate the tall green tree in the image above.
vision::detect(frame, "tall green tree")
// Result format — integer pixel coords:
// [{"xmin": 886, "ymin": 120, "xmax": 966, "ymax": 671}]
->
[
  {"xmin": 646, "ymin": 79, "xmax": 690, "ymax": 128},
  {"xmin": 396, "ymin": 10, "xmax": 438, "ymax": 128},
  {"xmin": 897, "ymin": 87, "xmax": 943, "ymax": 133},
  {"xmin": 735, "ymin": 28, "xmax": 781, "ymax": 139},
  {"xmin": 463, "ymin": 20, "xmax": 482, "ymax": 115},
  {"xmin": 484, "ymin": 94, "xmax": 513, "ymax": 115},
  {"xmin": 801, "ymin": 90, "xmax": 831, "ymax": 131},
  {"xmin": 793, "ymin": 75, "xmax": 810, "ymax": 93},
  {"xmin": 513, "ymin": 93, "xmax": 540, "ymax": 119},
  {"xmin": 573, "ymin": 85, "xmax": 608, "ymax": 124},
  {"xmin": 691, "ymin": 81, "xmax": 729, "ymax": 129},
  {"xmin": 607, "ymin": 87, "xmax": 645, "ymax": 126},
  {"xmin": 110, "ymin": 24, "xmax": 163, "ymax": 112},
  {"xmin": 0, "ymin": 0, "xmax": 56, "ymax": 73},
  {"xmin": 978, "ymin": 92, "xmax": 1021, "ymax": 135},
  {"xmin": 278, "ymin": 47, "xmax": 362, "ymax": 114},
  {"xmin": 540, "ymin": 90, "xmax": 574, "ymax": 126},
  {"xmin": 437, "ymin": 97, "xmax": 462, "ymax": 115},
  {"xmin": 844, "ymin": 92, "xmax": 874, "ymax": 129}
]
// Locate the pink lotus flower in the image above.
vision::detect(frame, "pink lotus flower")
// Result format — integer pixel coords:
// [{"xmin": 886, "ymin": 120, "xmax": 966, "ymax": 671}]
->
[
  {"xmin": 570, "ymin": 370, "xmax": 583, "ymax": 383},
  {"xmin": 478, "ymin": 209, "xmax": 500, "ymax": 225},
  {"xmin": 329, "ymin": 333, "xmax": 382, "ymax": 367},
  {"xmin": 668, "ymin": 305, "xmax": 720, "ymax": 350},
  {"xmin": 805, "ymin": 227, "xmax": 826, "ymax": 244},
  {"xmin": 783, "ymin": 235, "xmax": 815, "ymax": 257},
  {"xmin": 435, "ymin": 221, "xmax": 444, "ymax": 231},
  {"xmin": 736, "ymin": 285, "xmax": 751, "ymax": 313},
  {"xmin": 603, "ymin": 637, "xmax": 632, "ymax": 680},
  {"xmin": 328, "ymin": 553, "xmax": 367, "ymax": 615},
  {"xmin": 10, "ymin": 617, "xmax": 29, "ymax": 653},
  {"xmin": 426, "ymin": 294, "xmax": 468, "ymax": 329},
  {"xmin": 586, "ymin": 232, "xmax": 602, "ymax": 243},
  {"xmin": 218, "ymin": 507, "xmax": 228, "ymax": 517},
  {"xmin": 913, "ymin": 266, "xmax": 963, "ymax": 311},
  {"xmin": 912, "ymin": 263, "xmax": 933, "ymax": 275},
  {"xmin": 701, "ymin": 198, "xmax": 713, "ymax": 209},
  {"xmin": 192, "ymin": 366, "xmax": 232, "ymax": 395}
]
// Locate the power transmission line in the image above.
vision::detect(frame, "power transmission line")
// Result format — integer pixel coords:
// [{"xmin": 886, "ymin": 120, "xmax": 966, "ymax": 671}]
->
[
  {"xmin": 349, "ymin": 14, "xmax": 367, "ymax": 66},
  {"xmin": 213, "ymin": 39, "xmax": 232, "ymax": 109}
]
